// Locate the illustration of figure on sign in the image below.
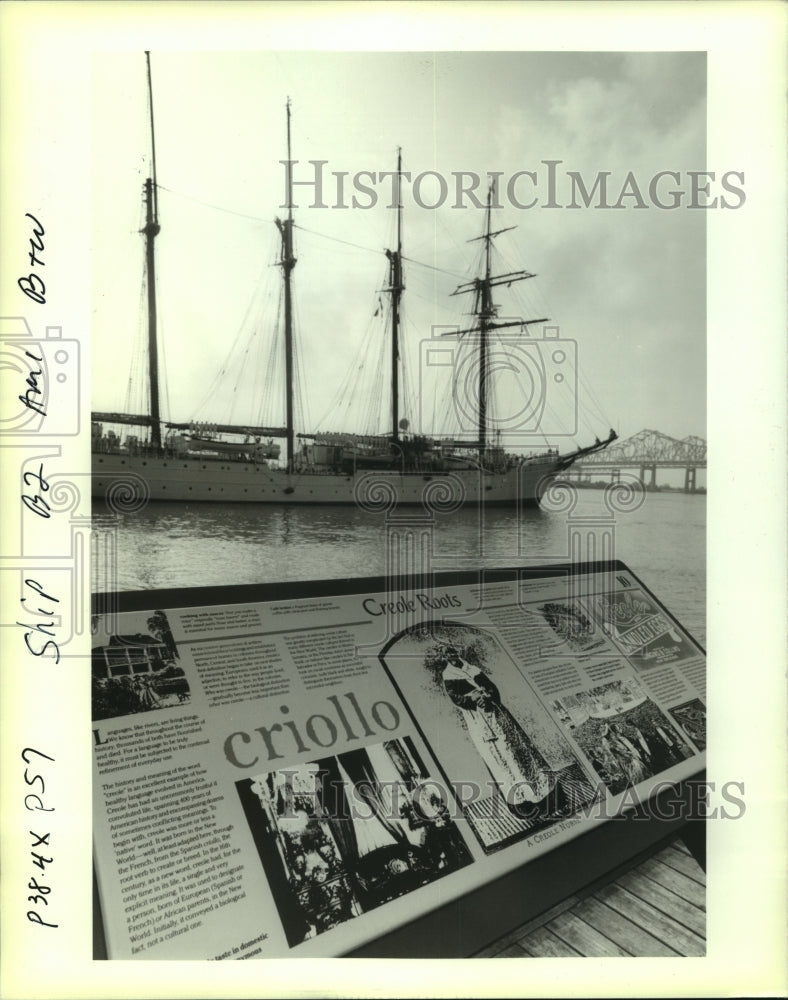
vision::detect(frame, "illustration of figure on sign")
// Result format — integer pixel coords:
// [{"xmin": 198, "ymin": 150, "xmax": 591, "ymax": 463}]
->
[
  {"xmin": 437, "ymin": 645, "xmax": 555, "ymax": 810},
  {"xmin": 378, "ymin": 622, "xmax": 597, "ymax": 853}
]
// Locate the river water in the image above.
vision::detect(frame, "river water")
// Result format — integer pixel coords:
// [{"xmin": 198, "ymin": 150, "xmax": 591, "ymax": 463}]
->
[{"xmin": 93, "ymin": 487, "xmax": 706, "ymax": 646}]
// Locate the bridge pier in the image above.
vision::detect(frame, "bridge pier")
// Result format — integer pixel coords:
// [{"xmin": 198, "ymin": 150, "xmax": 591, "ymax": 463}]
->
[
  {"xmin": 639, "ymin": 464, "xmax": 657, "ymax": 489},
  {"xmin": 570, "ymin": 432, "xmax": 706, "ymax": 491}
]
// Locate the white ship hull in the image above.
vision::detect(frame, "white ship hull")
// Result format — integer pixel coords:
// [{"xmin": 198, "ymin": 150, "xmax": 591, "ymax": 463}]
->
[{"xmin": 92, "ymin": 452, "xmax": 562, "ymax": 506}]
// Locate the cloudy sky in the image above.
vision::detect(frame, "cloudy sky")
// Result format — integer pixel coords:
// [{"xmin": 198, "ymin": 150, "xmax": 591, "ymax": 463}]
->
[{"xmin": 92, "ymin": 50, "xmax": 707, "ymax": 449}]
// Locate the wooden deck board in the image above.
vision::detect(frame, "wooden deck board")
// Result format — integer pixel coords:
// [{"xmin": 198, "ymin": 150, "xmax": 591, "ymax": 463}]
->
[
  {"xmin": 493, "ymin": 942, "xmax": 529, "ymax": 957},
  {"xmin": 593, "ymin": 882, "xmax": 706, "ymax": 957},
  {"xmin": 545, "ymin": 910, "xmax": 631, "ymax": 957},
  {"xmin": 475, "ymin": 835, "xmax": 707, "ymax": 958},
  {"xmin": 472, "ymin": 895, "xmax": 581, "ymax": 957},
  {"xmin": 634, "ymin": 857, "xmax": 706, "ymax": 910},
  {"xmin": 570, "ymin": 895, "xmax": 680, "ymax": 957},
  {"xmin": 518, "ymin": 926, "xmax": 584, "ymax": 958},
  {"xmin": 616, "ymin": 869, "xmax": 706, "ymax": 936},
  {"xmin": 657, "ymin": 846, "xmax": 707, "ymax": 884}
]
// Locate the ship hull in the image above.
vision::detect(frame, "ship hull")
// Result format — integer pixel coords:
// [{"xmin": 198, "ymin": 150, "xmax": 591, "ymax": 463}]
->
[{"xmin": 92, "ymin": 453, "xmax": 562, "ymax": 506}]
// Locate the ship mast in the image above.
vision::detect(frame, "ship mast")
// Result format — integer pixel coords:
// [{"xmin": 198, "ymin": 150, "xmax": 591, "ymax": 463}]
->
[
  {"xmin": 144, "ymin": 51, "xmax": 162, "ymax": 450},
  {"xmin": 478, "ymin": 192, "xmax": 493, "ymax": 457},
  {"xmin": 276, "ymin": 99, "xmax": 297, "ymax": 471},
  {"xmin": 448, "ymin": 180, "xmax": 548, "ymax": 463},
  {"xmin": 385, "ymin": 148, "xmax": 404, "ymax": 443}
]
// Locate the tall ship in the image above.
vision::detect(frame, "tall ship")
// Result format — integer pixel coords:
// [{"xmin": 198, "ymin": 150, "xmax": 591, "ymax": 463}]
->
[{"xmin": 91, "ymin": 55, "xmax": 615, "ymax": 508}]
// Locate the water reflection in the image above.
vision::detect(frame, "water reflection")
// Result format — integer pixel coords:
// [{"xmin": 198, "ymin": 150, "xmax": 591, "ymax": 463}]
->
[{"xmin": 93, "ymin": 490, "xmax": 705, "ymax": 643}]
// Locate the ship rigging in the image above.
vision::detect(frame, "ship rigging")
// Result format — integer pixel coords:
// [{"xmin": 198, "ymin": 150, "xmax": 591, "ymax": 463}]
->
[{"xmin": 91, "ymin": 53, "xmax": 615, "ymax": 506}]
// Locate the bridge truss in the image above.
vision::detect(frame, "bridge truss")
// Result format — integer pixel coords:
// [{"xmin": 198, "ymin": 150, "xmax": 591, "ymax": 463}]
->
[{"xmin": 569, "ymin": 429, "xmax": 706, "ymax": 491}]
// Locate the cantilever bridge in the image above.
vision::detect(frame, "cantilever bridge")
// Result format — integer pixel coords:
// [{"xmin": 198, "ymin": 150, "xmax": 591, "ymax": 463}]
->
[{"xmin": 567, "ymin": 429, "xmax": 707, "ymax": 492}]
